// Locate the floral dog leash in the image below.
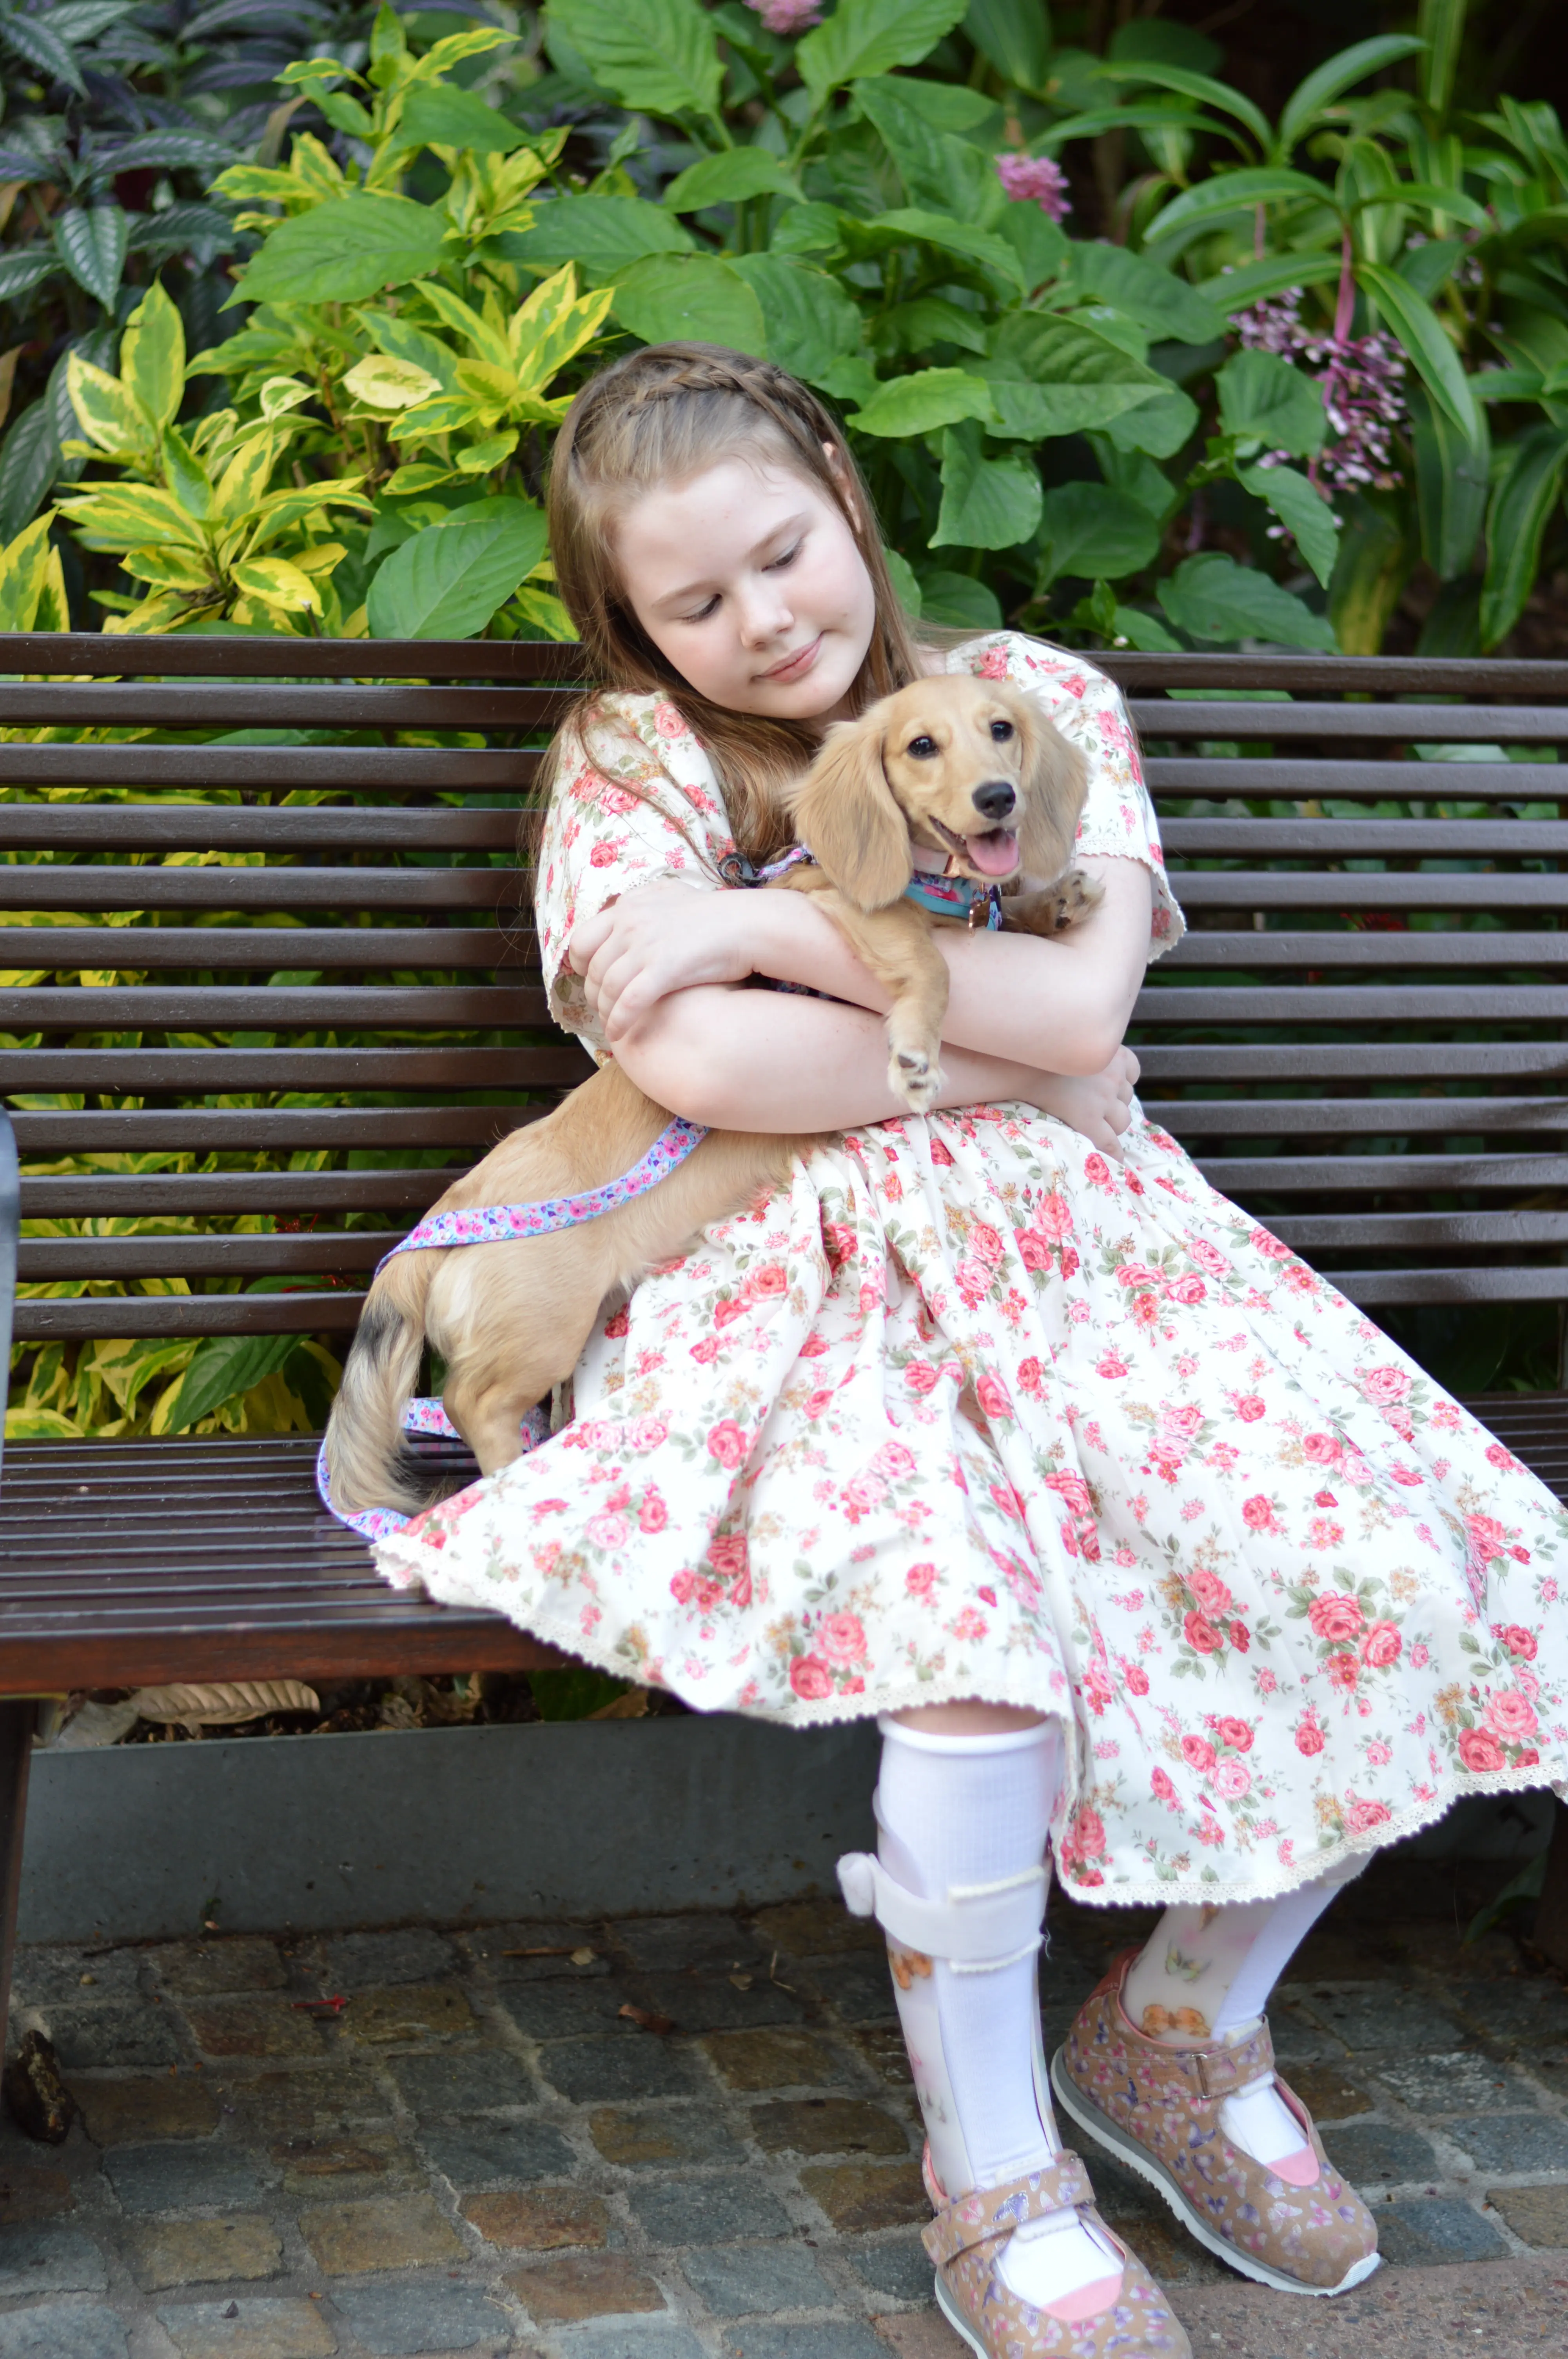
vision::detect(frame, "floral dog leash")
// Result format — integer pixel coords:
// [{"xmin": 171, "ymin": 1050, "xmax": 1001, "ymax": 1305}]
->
[{"xmin": 315, "ymin": 1114, "xmax": 709, "ymax": 1544}]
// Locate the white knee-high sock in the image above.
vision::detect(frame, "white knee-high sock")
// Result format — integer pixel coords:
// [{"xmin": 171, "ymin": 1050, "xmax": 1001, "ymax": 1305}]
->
[
  {"xmin": 1122, "ymin": 1856, "xmax": 1366, "ymax": 2174},
  {"xmin": 847, "ymin": 1718, "xmax": 1121, "ymax": 2320}
]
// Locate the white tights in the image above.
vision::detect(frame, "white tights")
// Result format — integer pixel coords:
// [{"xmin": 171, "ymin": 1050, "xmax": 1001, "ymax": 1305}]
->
[{"xmin": 851, "ymin": 1719, "xmax": 1366, "ymax": 2313}]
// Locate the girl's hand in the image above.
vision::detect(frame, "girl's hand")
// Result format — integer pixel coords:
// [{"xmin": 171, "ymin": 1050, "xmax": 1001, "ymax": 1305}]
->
[
  {"xmin": 568, "ymin": 881, "xmax": 759, "ymax": 1044},
  {"xmin": 1019, "ymin": 1047, "xmax": 1140, "ymax": 1157}
]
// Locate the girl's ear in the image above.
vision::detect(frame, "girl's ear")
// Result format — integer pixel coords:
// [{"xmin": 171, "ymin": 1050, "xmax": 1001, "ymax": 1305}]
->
[
  {"xmin": 788, "ymin": 714, "xmax": 913, "ymax": 910},
  {"xmin": 1014, "ymin": 696, "xmax": 1091, "ymax": 882}
]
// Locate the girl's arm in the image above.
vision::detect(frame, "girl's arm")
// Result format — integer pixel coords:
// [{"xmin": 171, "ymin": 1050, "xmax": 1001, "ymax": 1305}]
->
[{"xmin": 570, "ymin": 856, "xmax": 1154, "ymax": 1079}]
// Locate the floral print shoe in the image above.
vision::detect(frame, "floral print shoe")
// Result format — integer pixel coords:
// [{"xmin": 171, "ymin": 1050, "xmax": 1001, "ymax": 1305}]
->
[
  {"xmin": 922, "ymin": 2146, "xmax": 1192, "ymax": 2359},
  {"xmin": 1050, "ymin": 1952, "xmax": 1379, "ymax": 2297}
]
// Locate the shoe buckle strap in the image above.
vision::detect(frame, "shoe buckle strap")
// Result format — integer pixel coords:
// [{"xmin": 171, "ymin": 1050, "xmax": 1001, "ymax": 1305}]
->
[
  {"xmin": 1190, "ymin": 2021, "xmax": 1274, "ymax": 2101},
  {"xmin": 836, "ymin": 1851, "xmax": 1046, "ymax": 1968},
  {"xmin": 922, "ymin": 2154, "xmax": 1095, "ymax": 2266}
]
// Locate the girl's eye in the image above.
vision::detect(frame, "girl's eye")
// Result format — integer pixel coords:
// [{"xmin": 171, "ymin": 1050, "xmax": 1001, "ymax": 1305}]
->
[
  {"xmin": 680, "ymin": 596, "xmax": 720, "ymax": 623},
  {"xmin": 907, "ymin": 735, "xmax": 939, "ymax": 759},
  {"xmin": 767, "ymin": 540, "xmax": 802, "ymax": 572},
  {"xmin": 990, "ymin": 720, "xmax": 1014, "ymax": 742}
]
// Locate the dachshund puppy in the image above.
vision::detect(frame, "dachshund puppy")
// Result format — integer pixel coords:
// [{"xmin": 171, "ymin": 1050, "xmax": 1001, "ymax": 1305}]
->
[
  {"xmin": 323, "ymin": 676, "xmax": 1098, "ymax": 1518},
  {"xmin": 778, "ymin": 674, "xmax": 1098, "ymax": 1111}
]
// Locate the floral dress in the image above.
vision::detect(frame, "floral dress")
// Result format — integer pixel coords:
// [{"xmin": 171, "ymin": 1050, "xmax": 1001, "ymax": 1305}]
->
[{"xmin": 376, "ymin": 633, "xmax": 1568, "ymax": 1906}]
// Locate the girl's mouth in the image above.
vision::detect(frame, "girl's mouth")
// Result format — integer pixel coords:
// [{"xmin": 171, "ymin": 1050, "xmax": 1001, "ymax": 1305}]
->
[
  {"xmin": 761, "ymin": 635, "xmax": 821, "ymax": 682},
  {"xmin": 931, "ymin": 819, "xmax": 1021, "ymax": 879}
]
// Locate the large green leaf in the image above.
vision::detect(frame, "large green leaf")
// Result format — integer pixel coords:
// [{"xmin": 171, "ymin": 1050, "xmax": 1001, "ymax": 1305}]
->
[
  {"xmin": 0, "ymin": 402, "xmax": 59, "ymax": 545},
  {"xmin": 1276, "ymin": 34, "xmax": 1426, "ymax": 160},
  {"xmin": 1481, "ymin": 423, "xmax": 1568, "ymax": 650},
  {"xmin": 160, "ymin": 1333, "xmax": 299, "ymax": 1432},
  {"xmin": 848, "ymin": 368, "xmax": 994, "ymax": 438},
  {"xmin": 1196, "ymin": 252, "xmax": 1341, "ymax": 309},
  {"xmin": 1408, "ymin": 383, "xmax": 1489, "ymax": 582},
  {"xmin": 367, "ymin": 498, "xmax": 550, "ymax": 639},
  {"xmin": 963, "ymin": 0, "xmax": 1050, "ymax": 93},
  {"xmin": 53, "ymin": 205, "xmax": 128, "ymax": 309},
  {"xmin": 0, "ymin": 8, "xmax": 86, "ymax": 94},
  {"xmin": 1036, "ymin": 482, "xmax": 1160, "ymax": 588},
  {"xmin": 1328, "ymin": 491, "xmax": 1411, "ymax": 654},
  {"xmin": 866, "ymin": 207, "xmax": 1024, "ymax": 292},
  {"xmin": 1143, "ymin": 166, "xmax": 1328, "ymax": 247},
  {"xmin": 398, "ymin": 83, "xmax": 531, "ymax": 152},
  {"xmin": 120, "ymin": 281, "xmax": 185, "ymax": 435},
  {"xmin": 797, "ymin": 0, "xmax": 969, "ymax": 105},
  {"xmin": 1069, "ymin": 244, "xmax": 1226, "ymax": 347},
  {"xmin": 0, "ymin": 251, "xmax": 60, "ymax": 303},
  {"xmin": 1099, "ymin": 387, "xmax": 1198, "ymax": 458},
  {"xmin": 1237, "ymin": 462, "xmax": 1340, "ymax": 588},
  {"xmin": 1158, "ymin": 551, "xmax": 1336, "ymax": 649},
  {"xmin": 664, "ymin": 150, "xmax": 798, "ymax": 211},
  {"xmin": 853, "ymin": 77, "xmax": 1000, "ymax": 224},
  {"xmin": 977, "ymin": 314, "xmax": 1166, "ymax": 441},
  {"xmin": 499, "ymin": 195, "xmax": 693, "ymax": 281},
  {"xmin": 726, "ymin": 256, "xmax": 861, "ymax": 387},
  {"xmin": 1357, "ymin": 261, "xmax": 1480, "ymax": 442},
  {"xmin": 933, "ymin": 423, "xmax": 1041, "ymax": 550},
  {"xmin": 1096, "ymin": 59, "xmax": 1272, "ymax": 154},
  {"xmin": 1216, "ymin": 349, "xmax": 1326, "ymax": 457},
  {"xmin": 610, "ymin": 256, "xmax": 767, "ymax": 354},
  {"xmin": 545, "ymin": 0, "xmax": 723, "ymax": 121},
  {"xmin": 241, "ymin": 196, "xmax": 449, "ymax": 305}
]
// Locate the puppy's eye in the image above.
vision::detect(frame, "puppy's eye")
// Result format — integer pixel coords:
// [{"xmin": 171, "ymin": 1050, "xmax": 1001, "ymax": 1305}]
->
[
  {"xmin": 990, "ymin": 719, "xmax": 1014, "ymax": 743},
  {"xmin": 906, "ymin": 734, "xmax": 939, "ymax": 759}
]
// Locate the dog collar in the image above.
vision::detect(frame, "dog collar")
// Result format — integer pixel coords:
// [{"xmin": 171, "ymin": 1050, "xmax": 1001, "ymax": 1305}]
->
[{"xmin": 903, "ymin": 870, "xmax": 1004, "ymax": 929}]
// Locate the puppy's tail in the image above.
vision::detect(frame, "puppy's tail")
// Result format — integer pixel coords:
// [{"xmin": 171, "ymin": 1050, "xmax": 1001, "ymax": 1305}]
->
[{"xmin": 323, "ymin": 1250, "xmax": 436, "ymax": 1517}]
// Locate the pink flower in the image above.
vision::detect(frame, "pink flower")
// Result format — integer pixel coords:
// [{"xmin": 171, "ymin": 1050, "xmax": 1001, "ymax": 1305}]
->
[
  {"xmin": 954, "ymin": 1256, "xmax": 992, "ymax": 1305},
  {"xmin": 1151, "ymin": 1767, "xmax": 1177, "ymax": 1802},
  {"xmin": 1483, "ymin": 1688, "xmax": 1538, "ymax": 1741},
  {"xmin": 1411, "ymin": 1641, "xmax": 1430, "ymax": 1669},
  {"xmin": 639, "ymin": 1492, "xmax": 668, "ymax": 1534},
  {"xmin": 1251, "ymin": 1228, "xmax": 1295, "ymax": 1261},
  {"xmin": 1116, "ymin": 1261, "xmax": 1160, "ymax": 1290},
  {"xmin": 1036, "ymin": 1194, "xmax": 1074, "ymax": 1241},
  {"xmin": 586, "ymin": 1512, "xmax": 629, "ymax": 1551},
  {"xmin": 789, "ymin": 1648, "xmax": 841, "ymax": 1703},
  {"xmin": 1217, "ymin": 1716, "xmax": 1254, "ymax": 1752},
  {"xmin": 1360, "ymin": 1364, "xmax": 1412, "ymax": 1404},
  {"xmin": 952, "ymin": 1607, "xmax": 989, "ymax": 1642},
  {"xmin": 1188, "ymin": 1238, "xmax": 1231, "ymax": 1277},
  {"xmin": 706, "ymin": 1419, "xmax": 749, "ymax": 1468},
  {"xmin": 1486, "ymin": 1441, "xmax": 1519, "ymax": 1471},
  {"xmin": 1016, "ymin": 1357, "xmax": 1045, "ymax": 1398},
  {"xmin": 1184, "ymin": 1610, "xmax": 1223, "ymax": 1655},
  {"xmin": 748, "ymin": 1263, "xmax": 788, "ymax": 1297},
  {"xmin": 745, "ymin": 0, "xmax": 821, "ymax": 33},
  {"xmin": 1295, "ymin": 1719, "xmax": 1325, "ymax": 1756},
  {"xmin": 1303, "ymin": 1433, "xmax": 1343, "ymax": 1465},
  {"xmin": 1466, "ymin": 1512, "xmax": 1509, "ymax": 1560},
  {"xmin": 652, "ymin": 700, "xmax": 687, "ymax": 737},
  {"xmin": 872, "ymin": 1440, "xmax": 916, "ymax": 1479},
  {"xmin": 1096, "ymin": 1353, "xmax": 1130, "ymax": 1379},
  {"xmin": 1166, "ymin": 1274, "xmax": 1207, "ymax": 1306},
  {"xmin": 1015, "ymin": 1229, "xmax": 1052, "ymax": 1272},
  {"xmin": 968, "ymin": 1221, "xmax": 1005, "ymax": 1268},
  {"xmin": 818, "ymin": 1611, "xmax": 867, "ymax": 1665},
  {"xmin": 1073, "ymin": 1805, "xmax": 1107, "ymax": 1859},
  {"xmin": 1044, "ymin": 1469, "xmax": 1093, "ymax": 1518},
  {"xmin": 1309, "ymin": 1592, "xmax": 1365, "ymax": 1644},
  {"xmin": 1188, "ymin": 1567, "xmax": 1233, "ymax": 1616},
  {"xmin": 1499, "ymin": 1625, "xmax": 1538, "ymax": 1660},
  {"xmin": 1083, "ymin": 1152, "xmax": 1112, "ymax": 1189},
  {"xmin": 629, "ymin": 1416, "xmax": 668, "ymax": 1452},
  {"xmin": 1213, "ymin": 1759, "xmax": 1252, "ymax": 1800},
  {"xmin": 1361, "ymin": 1621, "xmax": 1402, "ymax": 1670},
  {"xmin": 1181, "ymin": 1732, "xmax": 1216, "ymax": 1772},
  {"xmin": 1235, "ymin": 1396, "xmax": 1266, "ymax": 1423},
  {"xmin": 1345, "ymin": 1797, "xmax": 1391, "ymax": 1835},
  {"xmin": 708, "ymin": 1532, "xmax": 749, "ymax": 1581},
  {"xmin": 904, "ymin": 1360, "xmax": 940, "ymax": 1396},
  {"xmin": 1132, "ymin": 1291, "xmax": 1159, "ymax": 1327},
  {"xmin": 1241, "ymin": 1493, "xmax": 1276, "ymax": 1530},
  {"xmin": 995, "ymin": 151, "xmax": 1071, "ymax": 220},
  {"xmin": 1125, "ymin": 1663, "xmax": 1149, "ymax": 1696},
  {"xmin": 804, "ymin": 1388, "xmax": 835, "ymax": 1421},
  {"xmin": 975, "ymin": 1370, "xmax": 1013, "ymax": 1421},
  {"xmin": 1458, "ymin": 1725, "xmax": 1504, "ymax": 1774},
  {"xmin": 906, "ymin": 1562, "xmax": 937, "ymax": 1599},
  {"xmin": 1327, "ymin": 1650, "xmax": 1359, "ymax": 1690}
]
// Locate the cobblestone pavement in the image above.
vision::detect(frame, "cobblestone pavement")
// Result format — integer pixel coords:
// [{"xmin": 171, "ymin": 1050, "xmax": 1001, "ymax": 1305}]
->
[{"xmin": 3, "ymin": 1856, "xmax": 1565, "ymax": 2359}]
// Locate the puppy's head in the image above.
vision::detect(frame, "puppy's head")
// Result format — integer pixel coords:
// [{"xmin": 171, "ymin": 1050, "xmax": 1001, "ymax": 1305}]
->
[{"xmin": 788, "ymin": 674, "xmax": 1090, "ymax": 911}]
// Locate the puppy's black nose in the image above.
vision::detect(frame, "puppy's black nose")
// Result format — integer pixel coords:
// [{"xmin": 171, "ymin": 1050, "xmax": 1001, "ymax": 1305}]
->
[{"xmin": 971, "ymin": 780, "xmax": 1016, "ymax": 823}]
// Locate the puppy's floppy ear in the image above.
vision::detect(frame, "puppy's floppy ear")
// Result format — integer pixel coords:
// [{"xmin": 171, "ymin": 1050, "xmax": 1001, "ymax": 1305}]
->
[
  {"xmin": 1013, "ymin": 692, "xmax": 1090, "ymax": 882},
  {"xmin": 788, "ymin": 713, "xmax": 913, "ymax": 911}
]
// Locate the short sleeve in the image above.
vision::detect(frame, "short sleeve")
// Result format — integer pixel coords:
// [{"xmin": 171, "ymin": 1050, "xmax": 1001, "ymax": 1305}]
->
[
  {"xmin": 535, "ymin": 694, "xmax": 739, "ymax": 1058},
  {"xmin": 945, "ymin": 632, "xmax": 1185, "ymax": 962}
]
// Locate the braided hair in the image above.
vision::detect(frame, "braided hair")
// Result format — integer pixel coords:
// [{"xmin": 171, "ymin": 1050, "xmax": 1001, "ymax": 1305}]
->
[{"xmin": 541, "ymin": 342, "xmax": 924, "ymax": 865}]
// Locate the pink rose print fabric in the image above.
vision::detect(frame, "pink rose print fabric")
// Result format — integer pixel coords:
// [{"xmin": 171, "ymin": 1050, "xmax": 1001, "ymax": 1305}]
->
[{"xmin": 375, "ymin": 634, "xmax": 1568, "ymax": 1907}]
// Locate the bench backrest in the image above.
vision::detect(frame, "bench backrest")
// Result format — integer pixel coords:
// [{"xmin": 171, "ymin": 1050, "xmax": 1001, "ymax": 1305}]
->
[{"xmin": 1, "ymin": 637, "xmax": 1564, "ymax": 1357}]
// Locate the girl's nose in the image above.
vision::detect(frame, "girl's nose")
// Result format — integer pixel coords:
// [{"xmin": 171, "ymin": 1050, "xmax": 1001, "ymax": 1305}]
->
[{"xmin": 736, "ymin": 578, "xmax": 793, "ymax": 646}]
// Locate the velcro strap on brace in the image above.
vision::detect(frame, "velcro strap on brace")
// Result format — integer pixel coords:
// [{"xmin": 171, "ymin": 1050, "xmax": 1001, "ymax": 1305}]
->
[
  {"xmin": 836, "ymin": 1851, "xmax": 1046, "ymax": 1972},
  {"xmin": 922, "ymin": 2152, "xmax": 1096, "ymax": 2268}
]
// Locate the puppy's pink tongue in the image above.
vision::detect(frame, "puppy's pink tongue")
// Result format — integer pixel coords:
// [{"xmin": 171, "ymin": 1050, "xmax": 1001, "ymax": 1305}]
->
[{"xmin": 965, "ymin": 827, "xmax": 1018, "ymax": 877}]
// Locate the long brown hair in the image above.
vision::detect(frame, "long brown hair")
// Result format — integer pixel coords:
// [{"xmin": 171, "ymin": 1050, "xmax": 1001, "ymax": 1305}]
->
[{"xmin": 540, "ymin": 342, "xmax": 924, "ymax": 865}]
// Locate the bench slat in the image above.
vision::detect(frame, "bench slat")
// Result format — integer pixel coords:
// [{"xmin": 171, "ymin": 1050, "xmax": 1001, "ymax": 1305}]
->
[
  {"xmin": 0, "ymin": 810, "xmax": 525, "ymax": 851},
  {"xmin": 1137, "ymin": 1045, "xmax": 1568, "ymax": 1077},
  {"xmin": 0, "ymin": 927, "xmax": 526, "ymax": 970},
  {"xmin": 10, "ymin": 1107, "xmax": 547, "ymax": 1150},
  {"xmin": 14, "ymin": 1294, "xmax": 364, "ymax": 1339},
  {"xmin": 1147, "ymin": 760, "xmax": 1568, "ymax": 799},
  {"xmin": 0, "ymin": 985, "xmax": 542, "ymax": 1028},
  {"xmin": 0, "ymin": 744, "xmax": 541, "ymax": 790},
  {"xmin": 1272, "ymin": 1211, "xmax": 1568, "ymax": 1247},
  {"xmin": 1163, "ymin": 933, "xmax": 1568, "ymax": 968},
  {"xmin": 1167, "ymin": 875, "xmax": 1568, "ymax": 908},
  {"xmin": 0, "ymin": 1047, "xmax": 570, "ymax": 1087},
  {"xmin": 1165, "ymin": 820, "xmax": 1568, "ymax": 853},
  {"xmin": 1135, "ymin": 985, "xmax": 1568, "ymax": 1020},
  {"xmin": 1335, "ymin": 1268, "xmax": 1568, "ymax": 1303},
  {"xmin": 1130, "ymin": 702, "xmax": 1568, "ymax": 741},
  {"xmin": 20, "ymin": 1171, "xmax": 462, "ymax": 1214},
  {"xmin": 1194, "ymin": 1153, "xmax": 1568, "ymax": 1190},
  {"xmin": 0, "ymin": 867, "xmax": 523, "ymax": 909}
]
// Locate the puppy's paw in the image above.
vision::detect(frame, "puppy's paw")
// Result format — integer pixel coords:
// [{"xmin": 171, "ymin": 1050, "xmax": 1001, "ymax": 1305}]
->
[
  {"xmin": 1048, "ymin": 867, "xmax": 1105, "ymax": 933},
  {"xmin": 890, "ymin": 1044, "xmax": 942, "ymax": 1114}
]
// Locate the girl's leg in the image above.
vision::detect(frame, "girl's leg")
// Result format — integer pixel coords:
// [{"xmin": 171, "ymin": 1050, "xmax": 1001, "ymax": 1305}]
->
[
  {"xmin": 1120, "ymin": 1857, "xmax": 1366, "ymax": 2179},
  {"xmin": 843, "ymin": 1706, "xmax": 1123, "ymax": 2319}
]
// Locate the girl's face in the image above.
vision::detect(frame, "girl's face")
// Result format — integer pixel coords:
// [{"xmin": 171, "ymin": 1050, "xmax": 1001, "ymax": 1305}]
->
[{"xmin": 612, "ymin": 454, "xmax": 878, "ymax": 724}]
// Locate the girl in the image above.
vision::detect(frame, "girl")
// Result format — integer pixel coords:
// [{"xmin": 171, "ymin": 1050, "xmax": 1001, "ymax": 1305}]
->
[{"xmin": 377, "ymin": 344, "xmax": 1568, "ymax": 2359}]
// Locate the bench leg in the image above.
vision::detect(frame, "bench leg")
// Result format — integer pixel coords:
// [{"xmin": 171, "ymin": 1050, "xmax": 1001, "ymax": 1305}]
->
[
  {"xmin": 1537, "ymin": 1796, "xmax": 1568, "ymax": 1972},
  {"xmin": 0, "ymin": 1702, "xmax": 34, "ymax": 2058}
]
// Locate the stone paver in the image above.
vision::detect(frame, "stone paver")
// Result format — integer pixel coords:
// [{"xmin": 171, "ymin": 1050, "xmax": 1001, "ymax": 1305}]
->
[{"xmin": 2, "ymin": 1861, "xmax": 1565, "ymax": 2358}]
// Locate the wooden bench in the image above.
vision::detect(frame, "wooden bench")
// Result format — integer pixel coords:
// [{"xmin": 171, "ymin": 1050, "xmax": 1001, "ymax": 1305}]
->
[{"xmin": 2, "ymin": 635, "xmax": 1566, "ymax": 2027}]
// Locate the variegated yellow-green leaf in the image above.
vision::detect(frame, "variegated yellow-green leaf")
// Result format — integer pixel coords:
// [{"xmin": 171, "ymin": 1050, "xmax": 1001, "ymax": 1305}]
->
[
  {"xmin": 390, "ymin": 392, "xmax": 486, "ymax": 442},
  {"xmin": 66, "ymin": 352, "xmax": 155, "ymax": 457},
  {"xmin": 342, "ymin": 353, "xmax": 445, "ymax": 411},
  {"xmin": 212, "ymin": 432, "xmax": 277, "ymax": 523},
  {"xmin": 232, "ymin": 554, "xmax": 322, "ymax": 612},
  {"xmin": 510, "ymin": 265, "xmax": 615, "ymax": 395},
  {"xmin": 259, "ymin": 376, "xmax": 316, "ymax": 421},
  {"xmin": 455, "ymin": 431, "xmax": 518, "ymax": 472},
  {"xmin": 33, "ymin": 545, "xmax": 69, "ymax": 635},
  {"xmin": 105, "ymin": 589, "xmax": 211, "ymax": 635},
  {"xmin": 54, "ymin": 482, "xmax": 207, "ymax": 550},
  {"xmin": 384, "ymin": 462, "xmax": 458, "ymax": 495},
  {"xmin": 121, "ymin": 547, "xmax": 215, "ymax": 590},
  {"xmin": 292, "ymin": 540, "xmax": 348, "ymax": 576},
  {"xmin": 0, "ymin": 516, "xmax": 58, "ymax": 634},
  {"xmin": 120, "ymin": 281, "xmax": 185, "ymax": 434},
  {"xmin": 418, "ymin": 279, "xmax": 512, "ymax": 374}
]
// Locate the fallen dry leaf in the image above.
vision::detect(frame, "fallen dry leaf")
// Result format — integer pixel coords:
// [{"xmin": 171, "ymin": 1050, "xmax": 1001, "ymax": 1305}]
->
[
  {"xmin": 618, "ymin": 2002, "xmax": 675, "ymax": 2036},
  {"xmin": 587, "ymin": 1687, "xmax": 652, "ymax": 1720},
  {"xmin": 130, "ymin": 1681, "xmax": 319, "ymax": 1728}
]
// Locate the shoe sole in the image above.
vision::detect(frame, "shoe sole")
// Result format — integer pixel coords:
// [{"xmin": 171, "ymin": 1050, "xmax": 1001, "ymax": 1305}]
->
[
  {"xmin": 933, "ymin": 2272, "xmax": 987, "ymax": 2359},
  {"xmin": 1049, "ymin": 2046, "xmax": 1381, "ymax": 2300}
]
